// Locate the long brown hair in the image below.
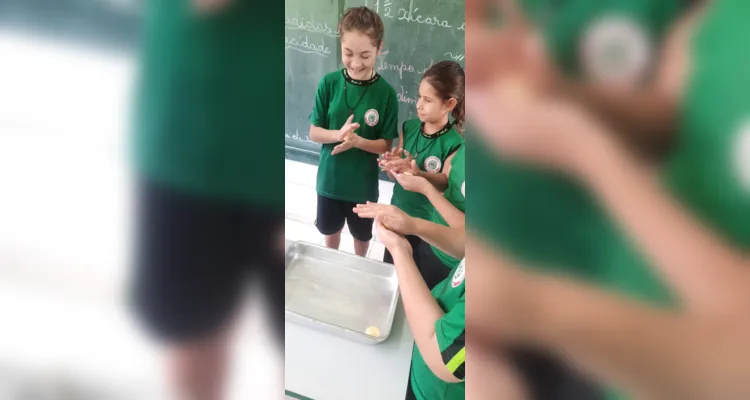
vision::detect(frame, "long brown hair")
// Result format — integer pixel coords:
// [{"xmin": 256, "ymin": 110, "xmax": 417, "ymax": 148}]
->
[{"xmin": 423, "ymin": 61, "xmax": 466, "ymax": 133}]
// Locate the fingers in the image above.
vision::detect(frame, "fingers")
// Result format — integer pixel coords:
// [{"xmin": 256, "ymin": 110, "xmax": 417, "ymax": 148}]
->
[
  {"xmin": 345, "ymin": 114, "xmax": 354, "ymax": 125},
  {"xmin": 331, "ymin": 143, "xmax": 348, "ymax": 155}
]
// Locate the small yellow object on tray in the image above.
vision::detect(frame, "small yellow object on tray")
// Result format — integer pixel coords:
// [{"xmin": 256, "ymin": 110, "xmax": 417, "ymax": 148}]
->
[{"xmin": 365, "ymin": 326, "xmax": 380, "ymax": 337}]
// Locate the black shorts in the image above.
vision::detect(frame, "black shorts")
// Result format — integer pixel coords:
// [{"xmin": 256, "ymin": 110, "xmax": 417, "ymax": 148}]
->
[
  {"xmin": 413, "ymin": 240, "xmax": 453, "ymax": 290},
  {"xmin": 315, "ymin": 194, "xmax": 374, "ymax": 242},
  {"xmin": 130, "ymin": 179, "xmax": 284, "ymax": 344},
  {"xmin": 382, "ymin": 235, "xmax": 422, "ymax": 264},
  {"xmin": 508, "ymin": 347, "xmax": 604, "ymax": 400}
]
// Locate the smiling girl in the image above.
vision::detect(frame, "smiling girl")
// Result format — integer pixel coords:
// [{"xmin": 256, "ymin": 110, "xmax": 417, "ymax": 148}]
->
[{"xmin": 309, "ymin": 6, "xmax": 399, "ymax": 257}]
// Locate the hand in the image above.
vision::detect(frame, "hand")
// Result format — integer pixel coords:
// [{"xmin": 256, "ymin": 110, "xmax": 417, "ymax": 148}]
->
[
  {"xmin": 337, "ymin": 114, "xmax": 360, "ymax": 141},
  {"xmin": 332, "ymin": 115, "xmax": 361, "ymax": 155},
  {"xmin": 374, "ymin": 219, "xmax": 412, "ymax": 255},
  {"xmin": 465, "ymin": 5, "xmax": 558, "ymax": 95},
  {"xmin": 394, "ymin": 171, "xmax": 432, "ymax": 195},
  {"xmin": 353, "ymin": 202, "xmax": 417, "ymax": 236},
  {"xmin": 468, "ymin": 86, "xmax": 615, "ymax": 177},
  {"xmin": 378, "ymin": 148, "xmax": 403, "ymax": 177},
  {"xmin": 383, "ymin": 151, "xmax": 419, "ymax": 175}
]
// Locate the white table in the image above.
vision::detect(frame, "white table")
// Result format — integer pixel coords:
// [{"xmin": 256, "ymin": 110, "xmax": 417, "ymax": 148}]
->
[
  {"xmin": 284, "ymin": 300, "xmax": 414, "ymax": 400},
  {"xmin": 283, "ymin": 240, "xmax": 414, "ymax": 400}
]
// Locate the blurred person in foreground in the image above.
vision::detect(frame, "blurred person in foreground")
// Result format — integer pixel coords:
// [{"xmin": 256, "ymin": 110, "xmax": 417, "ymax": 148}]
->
[
  {"xmin": 467, "ymin": 0, "xmax": 750, "ymax": 399},
  {"xmin": 466, "ymin": 0, "xmax": 690, "ymax": 399},
  {"xmin": 129, "ymin": 1, "xmax": 283, "ymax": 399}
]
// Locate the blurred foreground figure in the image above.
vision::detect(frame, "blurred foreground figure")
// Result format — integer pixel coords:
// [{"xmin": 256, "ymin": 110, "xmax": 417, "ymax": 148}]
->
[
  {"xmin": 129, "ymin": 1, "xmax": 282, "ymax": 399},
  {"xmin": 467, "ymin": 0, "xmax": 750, "ymax": 399},
  {"xmin": 465, "ymin": 0, "xmax": 688, "ymax": 398}
]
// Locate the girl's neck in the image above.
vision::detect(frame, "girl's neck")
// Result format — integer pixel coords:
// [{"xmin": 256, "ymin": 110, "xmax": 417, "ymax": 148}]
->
[{"xmin": 423, "ymin": 117, "xmax": 450, "ymax": 135}]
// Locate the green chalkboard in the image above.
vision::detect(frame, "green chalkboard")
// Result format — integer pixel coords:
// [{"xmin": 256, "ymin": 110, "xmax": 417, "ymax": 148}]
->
[{"xmin": 285, "ymin": 0, "xmax": 466, "ymax": 163}]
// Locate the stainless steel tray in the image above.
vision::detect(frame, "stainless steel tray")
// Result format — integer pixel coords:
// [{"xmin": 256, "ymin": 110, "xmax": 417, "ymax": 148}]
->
[{"xmin": 285, "ymin": 241, "xmax": 400, "ymax": 344}]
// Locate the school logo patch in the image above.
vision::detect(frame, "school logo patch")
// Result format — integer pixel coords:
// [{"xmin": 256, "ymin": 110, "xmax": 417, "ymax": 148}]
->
[
  {"xmin": 424, "ymin": 156, "xmax": 441, "ymax": 172},
  {"xmin": 452, "ymin": 259, "xmax": 466, "ymax": 288},
  {"xmin": 365, "ymin": 109, "xmax": 379, "ymax": 126},
  {"xmin": 581, "ymin": 14, "xmax": 652, "ymax": 87},
  {"xmin": 734, "ymin": 120, "xmax": 750, "ymax": 193}
]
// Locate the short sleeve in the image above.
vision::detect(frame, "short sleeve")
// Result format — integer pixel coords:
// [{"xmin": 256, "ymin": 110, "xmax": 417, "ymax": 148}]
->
[
  {"xmin": 308, "ymin": 76, "xmax": 329, "ymax": 129},
  {"xmin": 435, "ymin": 298, "xmax": 466, "ymax": 380},
  {"xmin": 379, "ymin": 90, "xmax": 399, "ymax": 140}
]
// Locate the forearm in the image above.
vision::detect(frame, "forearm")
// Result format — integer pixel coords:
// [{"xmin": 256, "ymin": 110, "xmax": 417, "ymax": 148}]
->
[
  {"xmin": 309, "ymin": 125, "xmax": 341, "ymax": 144},
  {"xmin": 469, "ymin": 238, "xmax": 750, "ymax": 400},
  {"xmin": 583, "ymin": 137, "xmax": 750, "ymax": 316},
  {"xmin": 391, "ymin": 248, "xmax": 458, "ymax": 382},
  {"xmin": 505, "ymin": 272, "xmax": 750, "ymax": 400},
  {"xmin": 418, "ymin": 171, "xmax": 449, "ymax": 192},
  {"xmin": 424, "ymin": 186, "xmax": 465, "ymax": 228},
  {"xmin": 355, "ymin": 138, "xmax": 391, "ymax": 154},
  {"xmin": 412, "ymin": 218, "xmax": 465, "ymax": 259}
]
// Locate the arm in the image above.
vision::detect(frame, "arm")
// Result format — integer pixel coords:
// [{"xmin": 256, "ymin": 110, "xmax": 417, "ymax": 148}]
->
[
  {"xmin": 417, "ymin": 171, "xmax": 450, "ymax": 191},
  {"xmin": 581, "ymin": 132, "xmax": 750, "ymax": 317},
  {"xmin": 309, "ymin": 125, "xmax": 342, "ymax": 144},
  {"xmin": 354, "ymin": 138, "xmax": 393, "ymax": 154},
  {"xmin": 412, "ymin": 218, "xmax": 465, "ymax": 259},
  {"xmin": 423, "ymin": 152, "xmax": 464, "ymax": 228},
  {"xmin": 469, "ymin": 238, "xmax": 750, "ymax": 400},
  {"xmin": 424, "ymin": 186, "xmax": 465, "ymax": 229},
  {"xmin": 391, "ymin": 246, "xmax": 463, "ymax": 383}
]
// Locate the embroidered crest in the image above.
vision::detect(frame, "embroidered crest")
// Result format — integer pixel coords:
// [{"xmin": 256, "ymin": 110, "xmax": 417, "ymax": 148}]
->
[
  {"xmin": 365, "ymin": 109, "xmax": 379, "ymax": 126},
  {"xmin": 581, "ymin": 14, "xmax": 652, "ymax": 87},
  {"xmin": 424, "ymin": 156, "xmax": 441, "ymax": 172}
]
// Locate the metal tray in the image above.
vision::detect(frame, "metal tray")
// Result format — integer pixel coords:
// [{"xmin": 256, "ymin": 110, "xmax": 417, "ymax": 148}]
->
[{"xmin": 285, "ymin": 241, "xmax": 400, "ymax": 344}]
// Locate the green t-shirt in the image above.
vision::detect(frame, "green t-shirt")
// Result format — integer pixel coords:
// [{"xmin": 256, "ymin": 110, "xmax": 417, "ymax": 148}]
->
[
  {"xmin": 410, "ymin": 259, "xmax": 466, "ymax": 400},
  {"xmin": 134, "ymin": 1, "xmax": 281, "ymax": 206},
  {"xmin": 429, "ymin": 145, "xmax": 466, "ymax": 269},
  {"xmin": 467, "ymin": 0, "xmax": 687, "ymax": 283},
  {"xmin": 310, "ymin": 69, "xmax": 399, "ymax": 203},
  {"xmin": 391, "ymin": 120, "xmax": 464, "ymax": 220}
]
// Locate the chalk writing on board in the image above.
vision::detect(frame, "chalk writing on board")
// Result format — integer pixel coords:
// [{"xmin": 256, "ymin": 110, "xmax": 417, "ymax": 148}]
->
[
  {"xmin": 397, "ymin": 7, "xmax": 452, "ymax": 28},
  {"xmin": 366, "ymin": 0, "xmax": 394, "ymax": 18},
  {"xmin": 398, "ymin": 85, "xmax": 417, "ymax": 105},
  {"xmin": 286, "ymin": 130, "xmax": 322, "ymax": 147},
  {"xmin": 444, "ymin": 52, "xmax": 465, "ymax": 62},
  {"xmin": 285, "ymin": 35, "xmax": 333, "ymax": 58},
  {"xmin": 285, "ymin": 13, "xmax": 339, "ymax": 38}
]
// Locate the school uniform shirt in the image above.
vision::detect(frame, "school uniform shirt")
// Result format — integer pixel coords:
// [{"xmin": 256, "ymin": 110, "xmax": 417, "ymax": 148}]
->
[
  {"xmin": 428, "ymin": 145, "xmax": 466, "ymax": 269},
  {"xmin": 134, "ymin": 1, "xmax": 281, "ymax": 206},
  {"xmin": 467, "ymin": 0, "xmax": 688, "ymax": 284},
  {"xmin": 410, "ymin": 258, "xmax": 466, "ymax": 400},
  {"xmin": 391, "ymin": 119, "xmax": 464, "ymax": 221},
  {"xmin": 310, "ymin": 69, "xmax": 399, "ymax": 204}
]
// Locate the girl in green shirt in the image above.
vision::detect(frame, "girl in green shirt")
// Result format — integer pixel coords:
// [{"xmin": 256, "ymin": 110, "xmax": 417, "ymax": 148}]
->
[
  {"xmin": 380, "ymin": 61, "xmax": 465, "ymax": 265},
  {"xmin": 309, "ymin": 7, "xmax": 399, "ymax": 257}
]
